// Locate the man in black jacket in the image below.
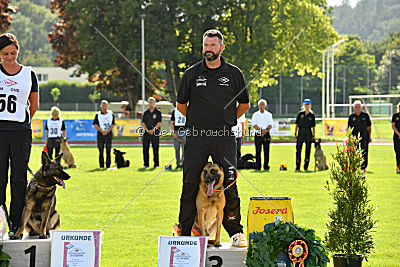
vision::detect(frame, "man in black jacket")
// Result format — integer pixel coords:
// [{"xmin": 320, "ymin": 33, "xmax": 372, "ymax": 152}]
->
[{"xmin": 176, "ymin": 29, "xmax": 250, "ymax": 247}]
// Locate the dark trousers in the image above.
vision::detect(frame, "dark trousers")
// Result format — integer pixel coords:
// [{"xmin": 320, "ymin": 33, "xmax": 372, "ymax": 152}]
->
[
  {"xmin": 254, "ymin": 134, "xmax": 270, "ymax": 170},
  {"xmin": 356, "ymin": 136, "xmax": 369, "ymax": 169},
  {"xmin": 296, "ymin": 133, "xmax": 312, "ymax": 169},
  {"xmin": 97, "ymin": 133, "xmax": 112, "ymax": 168},
  {"xmin": 179, "ymin": 134, "xmax": 243, "ymax": 237},
  {"xmin": 394, "ymin": 135, "xmax": 400, "ymax": 168},
  {"xmin": 47, "ymin": 137, "xmax": 61, "ymax": 160},
  {"xmin": 143, "ymin": 133, "xmax": 159, "ymax": 167},
  {"xmin": 0, "ymin": 130, "xmax": 32, "ymax": 229},
  {"xmin": 236, "ymin": 137, "xmax": 242, "ymax": 162}
]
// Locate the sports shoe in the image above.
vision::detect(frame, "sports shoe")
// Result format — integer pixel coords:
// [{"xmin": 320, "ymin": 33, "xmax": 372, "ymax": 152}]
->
[
  {"xmin": 154, "ymin": 166, "xmax": 159, "ymax": 169},
  {"xmin": 231, "ymin": 233, "xmax": 247, "ymax": 247},
  {"xmin": 141, "ymin": 166, "xmax": 148, "ymax": 169},
  {"xmin": 396, "ymin": 168, "xmax": 400, "ymax": 174}
]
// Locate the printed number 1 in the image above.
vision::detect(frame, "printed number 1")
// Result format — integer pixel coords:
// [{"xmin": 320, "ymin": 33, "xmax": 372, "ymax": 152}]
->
[
  {"xmin": 209, "ymin": 255, "xmax": 223, "ymax": 266},
  {"xmin": 24, "ymin": 245, "xmax": 36, "ymax": 267}
]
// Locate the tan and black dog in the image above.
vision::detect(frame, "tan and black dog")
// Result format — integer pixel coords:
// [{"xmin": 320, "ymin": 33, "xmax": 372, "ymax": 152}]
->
[
  {"xmin": 194, "ymin": 162, "xmax": 225, "ymax": 247},
  {"xmin": 314, "ymin": 138, "xmax": 329, "ymax": 171},
  {"xmin": 11, "ymin": 151, "xmax": 70, "ymax": 239},
  {"xmin": 60, "ymin": 138, "xmax": 77, "ymax": 168}
]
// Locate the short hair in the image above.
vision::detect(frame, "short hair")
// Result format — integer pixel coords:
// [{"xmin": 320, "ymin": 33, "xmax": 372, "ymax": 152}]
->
[
  {"xmin": 397, "ymin": 102, "xmax": 400, "ymax": 113},
  {"xmin": 50, "ymin": 106, "xmax": 60, "ymax": 117},
  {"xmin": 203, "ymin": 29, "xmax": 223, "ymax": 44},
  {"xmin": 258, "ymin": 99, "xmax": 267, "ymax": 106},
  {"xmin": 0, "ymin": 33, "xmax": 19, "ymax": 51},
  {"xmin": 101, "ymin": 100, "xmax": 109, "ymax": 105},
  {"xmin": 148, "ymin": 97, "xmax": 156, "ymax": 102},
  {"xmin": 353, "ymin": 100, "xmax": 363, "ymax": 107}
]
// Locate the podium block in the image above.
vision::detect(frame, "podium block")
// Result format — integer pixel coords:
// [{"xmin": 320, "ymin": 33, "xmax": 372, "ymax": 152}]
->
[
  {"xmin": 0, "ymin": 237, "xmax": 51, "ymax": 267},
  {"xmin": 206, "ymin": 242, "xmax": 247, "ymax": 267}
]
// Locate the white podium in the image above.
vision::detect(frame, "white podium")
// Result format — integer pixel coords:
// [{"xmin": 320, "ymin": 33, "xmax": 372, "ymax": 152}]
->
[
  {"xmin": 206, "ymin": 242, "xmax": 247, "ymax": 267},
  {"xmin": 0, "ymin": 235, "xmax": 51, "ymax": 267}
]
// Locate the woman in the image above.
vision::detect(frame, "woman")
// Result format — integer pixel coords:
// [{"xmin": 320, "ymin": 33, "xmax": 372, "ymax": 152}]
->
[
  {"xmin": 0, "ymin": 33, "xmax": 39, "ymax": 238},
  {"xmin": 45, "ymin": 106, "xmax": 66, "ymax": 160},
  {"xmin": 392, "ymin": 103, "xmax": 400, "ymax": 173},
  {"xmin": 294, "ymin": 99, "xmax": 315, "ymax": 171}
]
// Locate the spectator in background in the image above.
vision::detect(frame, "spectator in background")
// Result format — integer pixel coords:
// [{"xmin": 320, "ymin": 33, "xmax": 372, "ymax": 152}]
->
[
  {"xmin": 392, "ymin": 103, "xmax": 400, "ymax": 173},
  {"xmin": 93, "ymin": 100, "xmax": 116, "ymax": 169},
  {"xmin": 251, "ymin": 99, "xmax": 273, "ymax": 170},
  {"xmin": 121, "ymin": 101, "xmax": 131, "ymax": 118},
  {"xmin": 294, "ymin": 99, "xmax": 315, "ymax": 171},
  {"xmin": 232, "ymin": 114, "xmax": 246, "ymax": 162},
  {"xmin": 141, "ymin": 97, "xmax": 162, "ymax": 169},
  {"xmin": 171, "ymin": 107, "xmax": 186, "ymax": 169},
  {"xmin": 348, "ymin": 100, "xmax": 371, "ymax": 171},
  {"xmin": 0, "ymin": 33, "xmax": 39, "ymax": 238},
  {"xmin": 45, "ymin": 106, "xmax": 66, "ymax": 160}
]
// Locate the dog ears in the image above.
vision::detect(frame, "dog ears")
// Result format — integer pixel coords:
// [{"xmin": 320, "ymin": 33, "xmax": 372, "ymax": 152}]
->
[{"xmin": 41, "ymin": 151, "xmax": 51, "ymax": 167}]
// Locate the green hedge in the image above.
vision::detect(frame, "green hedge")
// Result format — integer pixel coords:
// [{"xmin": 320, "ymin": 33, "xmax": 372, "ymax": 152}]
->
[{"xmin": 39, "ymin": 81, "xmax": 123, "ymax": 103}]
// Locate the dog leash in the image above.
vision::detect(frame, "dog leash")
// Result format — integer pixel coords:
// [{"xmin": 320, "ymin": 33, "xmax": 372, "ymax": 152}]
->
[{"xmin": 213, "ymin": 175, "xmax": 238, "ymax": 192}]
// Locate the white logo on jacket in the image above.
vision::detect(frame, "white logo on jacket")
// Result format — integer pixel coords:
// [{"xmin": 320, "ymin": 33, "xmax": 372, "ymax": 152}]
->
[
  {"xmin": 196, "ymin": 75, "xmax": 207, "ymax": 87},
  {"xmin": 218, "ymin": 77, "xmax": 229, "ymax": 86}
]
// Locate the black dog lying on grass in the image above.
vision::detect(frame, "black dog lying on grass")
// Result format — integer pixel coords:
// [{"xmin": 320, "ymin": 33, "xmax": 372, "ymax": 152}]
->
[
  {"xmin": 113, "ymin": 148, "xmax": 130, "ymax": 168},
  {"xmin": 237, "ymin": 153, "xmax": 257, "ymax": 169}
]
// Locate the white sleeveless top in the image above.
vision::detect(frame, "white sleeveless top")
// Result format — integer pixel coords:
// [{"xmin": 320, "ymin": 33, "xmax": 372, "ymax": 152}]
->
[
  {"xmin": 0, "ymin": 66, "xmax": 32, "ymax": 122},
  {"xmin": 174, "ymin": 108, "xmax": 186, "ymax": 126},
  {"xmin": 47, "ymin": 119, "xmax": 63, "ymax": 138},
  {"xmin": 97, "ymin": 110, "xmax": 113, "ymax": 131}
]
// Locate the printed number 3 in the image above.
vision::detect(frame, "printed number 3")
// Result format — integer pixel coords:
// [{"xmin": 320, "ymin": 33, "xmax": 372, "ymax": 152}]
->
[
  {"xmin": 209, "ymin": 255, "xmax": 223, "ymax": 267},
  {"xmin": 0, "ymin": 94, "xmax": 17, "ymax": 113}
]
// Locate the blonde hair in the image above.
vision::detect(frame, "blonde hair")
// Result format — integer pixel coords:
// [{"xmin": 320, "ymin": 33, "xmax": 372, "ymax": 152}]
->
[
  {"xmin": 397, "ymin": 102, "xmax": 400, "ymax": 113},
  {"xmin": 353, "ymin": 100, "xmax": 363, "ymax": 107},
  {"xmin": 302, "ymin": 104, "xmax": 313, "ymax": 113},
  {"xmin": 50, "ymin": 106, "xmax": 60, "ymax": 117}
]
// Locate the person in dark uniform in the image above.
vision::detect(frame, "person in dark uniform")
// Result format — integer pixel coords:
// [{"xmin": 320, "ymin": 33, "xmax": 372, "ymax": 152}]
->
[
  {"xmin": 392, "ymin": 103, "xmax": 400, "ymax": 173},
  {"xmin": 141, "ymin": 97, "xmax": 162, "ymax": 169},
  {"xmin": 45, "ymin": 106, "xmax": 66, "ymax": 160},
  {"xmin": 294, "ymin": 99, "xmax": 315, "ymax": 171},
  {"xmin": 0, "ymin": 33, "xmax": 39, "ymax": 238},
  {"xmin": 93, "ymin": 100, "xmax": 116, "ymax": 169},
  {"xmin": 176, "ymin": 29, "xmax": 250, "ymax": 247},
  {"xmin": 348, "ymin": 100, "xmax": 372, "ymax": 171},
  {"xmin": 171, "ymin": 108, "xmax": 186, "ymax": 169}
]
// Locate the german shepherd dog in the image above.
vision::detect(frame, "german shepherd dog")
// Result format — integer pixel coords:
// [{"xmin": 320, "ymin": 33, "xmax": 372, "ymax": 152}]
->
[
  {"xmin": 60, "ymin": 138, "xmax": 77, "ymax": 168},
  {"xmin": 113, "ymin": 148, "xmax": 130, "ymax": 168},
  {"xmin": 314, "ymin": 138, "xmax": 329, "ymax": 171},
  {"xmin": 11, "ymin": 151, "xmax": 70, "ymax": 239},
  {"xmin": 194, "ymin": 163, "xmax": 225, "ymax": 247}
]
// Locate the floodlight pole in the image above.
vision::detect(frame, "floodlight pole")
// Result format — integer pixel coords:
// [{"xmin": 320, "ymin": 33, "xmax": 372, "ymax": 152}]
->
[
  {"xmin": 322, "ymin": 50, "xmax": 326, "ymax": 137},
  {"xmin": 331, "ymin": 38, "xmax": 345, "ymax": 118},
  {"xmin": 141, "ymin": 14, "xmax": 146, "ymax": 117}
]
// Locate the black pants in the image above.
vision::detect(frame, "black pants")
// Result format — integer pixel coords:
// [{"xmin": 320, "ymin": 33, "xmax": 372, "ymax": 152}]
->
[
  {"xmin": 296, "ymin": 133, "xmax": 312, "ymax": 169},
  {"xmin": 254, "ymin": 134, "xmax": 271, "ymax": 170},
  {"xmin": 179, "ymin": 133, "xmax": 243, "ymax": 237},
  {"xmin": 356, "ymin": 136, "xmax": 369, "ymax": 169},
  {"xmin": 142, "ymin": 133, "xmax": 159, "ymax": 167},
  {"xmin": 236, "ymin": 137, "xmax": 242, "ymax": 162},
  {"xmin": 394, "ymin": 135, "xmax": 400, "ymax": 168},
  {"xmin": 0, "ymin": 130, "xmax": 32, "ymax": 229},
  {"xmin": 47, "ymin": 137, "xmax": 61, "ymax": 160},
  {"xmin": 97, "ymin": 133, "xmax": 112, "ymax": 168}
]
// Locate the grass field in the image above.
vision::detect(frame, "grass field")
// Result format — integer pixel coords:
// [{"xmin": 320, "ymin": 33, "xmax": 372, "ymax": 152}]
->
[{"xmin": 4, "ymin": 142, "xmax": 398, "ymax": 266}]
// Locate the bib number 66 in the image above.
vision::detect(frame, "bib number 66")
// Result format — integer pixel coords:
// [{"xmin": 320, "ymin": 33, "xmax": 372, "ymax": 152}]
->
[{"xmin": 0, "ymin": 94, "xmax": 17, "ymax": 113}]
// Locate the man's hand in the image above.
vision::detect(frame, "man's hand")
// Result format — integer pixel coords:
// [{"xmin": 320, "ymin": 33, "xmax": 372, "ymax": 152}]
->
[
  {"xmin": 173, "ymin": 133, "xmax": 178, "ymax": 139},
  {"xmin": 294, "ymin": 135, "xmax": 297, "ymax": 142},
  {"xmin": 369, "ymin": 137, "xmax": 372, "ymax": 143},
  {"xmin": 102, "ymin": 130, "xmax": 108, "ymax": 136},
  {"xmin": 148, "ymin": 128, "xmax": 154, "ymax": 135}
]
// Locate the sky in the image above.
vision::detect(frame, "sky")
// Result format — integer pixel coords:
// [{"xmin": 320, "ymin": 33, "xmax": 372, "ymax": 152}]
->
[{"xmin": 326, "ymin": 0, "xmax": 360, "ymax": 7}]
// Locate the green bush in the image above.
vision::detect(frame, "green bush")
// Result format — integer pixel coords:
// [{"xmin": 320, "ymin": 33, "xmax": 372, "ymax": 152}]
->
[
  {"xmin": 39, "ymin": 81, "xmax": 123, "ymax": 103},
  {"xmin": 246, "ymin": 220, "xmax": 329, "ymax": 267},
  {"xmin": 0, "ymin": 244, "xmax": 10, "ymax": 267},
  {"xmin": 325, "ymin": 129, "xmax": 376, "ymax": 260}
]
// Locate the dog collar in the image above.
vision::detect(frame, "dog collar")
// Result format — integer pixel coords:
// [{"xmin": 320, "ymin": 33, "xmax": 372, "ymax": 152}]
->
[{"xmin": 213, "ymin": 176, "xmax": 237, "ymax": 192}]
